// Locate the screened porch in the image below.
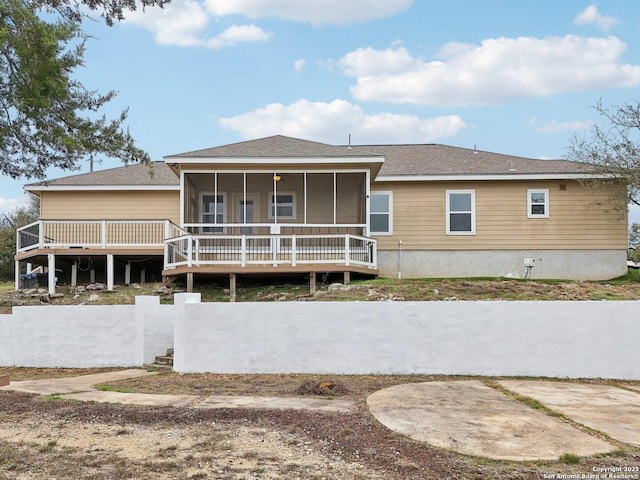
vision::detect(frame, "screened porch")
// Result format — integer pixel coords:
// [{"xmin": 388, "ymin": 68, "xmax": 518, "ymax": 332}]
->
[{"xmin": 181, "ymin": 171, "xmax": 369, "ymax": 236}]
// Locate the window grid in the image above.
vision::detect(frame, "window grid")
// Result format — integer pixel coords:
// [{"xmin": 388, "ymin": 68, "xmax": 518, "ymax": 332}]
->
[{"xmin": 446, "ymin": 190, "xmax": 475, "ymax": 235}]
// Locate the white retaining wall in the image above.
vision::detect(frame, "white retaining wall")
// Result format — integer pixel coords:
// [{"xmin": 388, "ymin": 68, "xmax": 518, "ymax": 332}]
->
[
  {"xmin": 174, "ymin": 299, "xmax": 640, "ymax": 379},
  {"xmin": 1, "ymin": 295, "xmax": 639, "ymax": 379},
  {"xmin": 0, "ymin": 296, "xmax": 173, "ymax": 368}
]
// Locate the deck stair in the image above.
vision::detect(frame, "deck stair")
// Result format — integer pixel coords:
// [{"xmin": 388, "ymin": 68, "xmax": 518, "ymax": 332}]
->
[{"xmin": 149, "ymin": 348, "xmax": 173, "ymax": 370}]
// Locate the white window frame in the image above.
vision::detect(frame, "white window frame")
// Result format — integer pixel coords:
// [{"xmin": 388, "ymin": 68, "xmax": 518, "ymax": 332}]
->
[
  {"xmin": 369, "ymin": 191, "xmax": 393, "ymax": 235},
  {"xmin": 446, "ymin": 190, "xmax": 476, "ymax": 235},
  {"xmin": 268, "ymin": 191, "xmax": 297, "ymax": 220},
  {"xmin": 527, "ymin": 189, "xmax": 549, "ymax": 218},
  {"xmin": 199, "ymin": 192, "xmax": 226, "ymax": 233}
]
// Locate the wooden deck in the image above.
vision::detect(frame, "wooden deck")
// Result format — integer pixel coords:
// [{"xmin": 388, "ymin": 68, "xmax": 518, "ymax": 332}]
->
[{"xmin": 163, "ymin": 263, "xmax": 378, "ymax": 277}]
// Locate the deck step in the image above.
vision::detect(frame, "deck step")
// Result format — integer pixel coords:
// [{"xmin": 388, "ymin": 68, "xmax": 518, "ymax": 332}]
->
[
  {"xmin": 148, "ymin": 348, "xmax": 174, "ymax": 370},
  {"xmin": 154, "ymin": 355, "xmax": 173, "ymax": 366}
]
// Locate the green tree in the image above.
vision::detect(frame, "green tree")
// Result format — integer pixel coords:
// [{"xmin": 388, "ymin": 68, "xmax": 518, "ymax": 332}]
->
[
  {"xmin": 0, "ymin": 196, "xmax": 39, "ymax": 281},
  {"xmin": 630, "ymin": 223, "xmax": 640, "ymax": 263},
  {"xmin": 0, "ymin": 0, "xmax": 168, "ymax": 179},
  {"xmin": 567, "ymin": 100, "xmax": 640, "ymax": 210}
]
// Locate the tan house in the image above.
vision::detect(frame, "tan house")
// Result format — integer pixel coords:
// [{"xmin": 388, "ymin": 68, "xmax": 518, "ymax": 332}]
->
[{"xmin": 15, "ymin": 135, "xmax": 628, "ymax": 294}]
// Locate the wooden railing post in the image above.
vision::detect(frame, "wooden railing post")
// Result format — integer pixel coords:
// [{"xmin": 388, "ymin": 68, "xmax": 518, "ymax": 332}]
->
[
  {"xmin": 241, "ymin": 236, "xmax": 247, "ymax": 267},
  {"xmin": 344, "ymin": 235, "xmax": 350, "ymax": 266},
  {"xmin": 101, "ymin": 220, "xmax": 107, "ymax": 248},
  {"xmin": 291, "ymin": 234, "xmax": 297, "ymax": 267}
]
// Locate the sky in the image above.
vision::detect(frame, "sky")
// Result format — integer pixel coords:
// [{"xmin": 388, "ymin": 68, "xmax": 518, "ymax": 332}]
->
[{"xmin": 2, "ymin": 0, "xmax": 640, "ymax": 224}]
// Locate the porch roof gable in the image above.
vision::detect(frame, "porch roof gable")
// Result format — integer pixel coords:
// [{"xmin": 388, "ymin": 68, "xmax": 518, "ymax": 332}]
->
[{"xmin": 164, "ymin": 135, "xmax": 385, "ymax": 166}]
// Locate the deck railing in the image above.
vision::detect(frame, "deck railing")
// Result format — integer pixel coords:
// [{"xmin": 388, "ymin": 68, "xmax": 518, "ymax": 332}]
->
[
  {"xmin": 16, "ymin": 220, "xmax": 172, "ymax": 252},
  {"xmin": 17, "ymin": 220, "xmax": 378, "ymax": 271},
  {"xmin": 164, "ymin": 233, "xmax": 377, "ymax": 270}
]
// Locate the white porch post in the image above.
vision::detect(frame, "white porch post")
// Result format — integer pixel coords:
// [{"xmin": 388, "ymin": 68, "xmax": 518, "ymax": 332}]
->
[
  {"xmin": 47, "ymin": 254, "xmax": 56, "ymax": 295},
  {"xmin": 101, "ymin": 220, "xmax": 107, "ymax": 248},
  {"xmin": 106, "ymin": 254, "xmax": 114, "ymax": 291},
  {"xmin": 26, "ymin": 263, "xmax": 32, "ymax": 274},
  {"xmin": 344, "ymin": 235, "xmax": 350, "ymax": 266},
  {"xmin": 365, "ymin": 170, "xmax": 371, "ymax": 237},
  {"xmin": 291, "ymin": 235, "xmax": 297, "ymax": 267},
  {"xmin": 179, "ymin": 170, "xmax": 185, "ymax": 227},
  {"xmin": 125, "ymin": 261, "xmax": 131, "ymax": 285}
]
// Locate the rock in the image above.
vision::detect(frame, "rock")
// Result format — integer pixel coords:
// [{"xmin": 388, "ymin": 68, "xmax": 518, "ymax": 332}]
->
[
  {"xmin": 129, "ymin": 283, "xmax": 142, "ymax": 289},
  {"xmin": 86, "ymin": 283, "xmax": 106, "ymax": 291},
  {"xmin": 50, "ymin": 293, "xmax": 64, "ymax": 299},
  {"xmin": 88, "ymin": 294, "xmax": 100, "ymax": 302},
  {"xmin": 328, "ymin": 283, "xmax": 351, "ymax": 293},
  {"xmin": 153, "ymin": 285, "xmax": 171, "ymax": 296},
  {"xmin": 75, "ymin": 286, "xmax": 86, "ymax": 294}
]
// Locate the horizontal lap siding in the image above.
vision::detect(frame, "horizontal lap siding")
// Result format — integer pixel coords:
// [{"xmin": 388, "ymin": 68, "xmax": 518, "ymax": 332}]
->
[
  {"xmin": 373, "ymin": 180, "xmax": 627, "ymax": 250},
  {"xmin": 41, "ymin": 191, "xmax": 180, "ymax": 223}
]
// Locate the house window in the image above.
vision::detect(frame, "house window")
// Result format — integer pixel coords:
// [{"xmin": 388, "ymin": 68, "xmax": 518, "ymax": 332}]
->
[
  {"xmin": 528, "ymin": 189, "xmax": 549, "ymax": 218},
  {"xmin": 201, "ymin": 193, "xmax": 225, "ymax": 233},
  {"xmin": 370, "ymin": 192, "xmax": 392, "ymax": 235},
  {"xmin": 269, "ymin": 192, "xmax": 296, "ymax": 219},
  {"xmin": 446, "ymin": 190, "xmax": 475, "ymax": 235}
]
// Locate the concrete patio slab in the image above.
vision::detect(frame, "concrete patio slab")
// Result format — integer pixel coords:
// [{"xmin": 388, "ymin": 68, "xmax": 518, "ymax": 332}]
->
[
  {"xmin": 197, "ymin": 395, "xmax": 355, "ymax": 413},
  {"xmin": 0, "ymin": 369, "xmax": 156, "ymax": 395},
  {"xmin": 499, "ymin": 380, "xmax": 640, "ymax": 447},
  {"xmin": 367, "ymin": 381, "xmax": 614, "ymax": 461},
  {"xmin": 61, "ymin": 390, "xmax": 198, "ymax": 407}
]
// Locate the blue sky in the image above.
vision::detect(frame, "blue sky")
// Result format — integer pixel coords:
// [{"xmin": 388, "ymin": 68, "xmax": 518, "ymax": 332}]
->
[{"xmin": 2, "ymin": 0, "xmax": 640, "ymax": 224}]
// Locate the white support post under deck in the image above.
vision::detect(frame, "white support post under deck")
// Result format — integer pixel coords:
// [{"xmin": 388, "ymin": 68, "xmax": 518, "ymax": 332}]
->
[
  {"xmin": 14, "ymin": 260, "xmax": 20, "ymax": 291},
  {"xmin": 47, "ymin": 254, "xmax": 56, "ymax": 295},
  {"xmin": 106, "ymin": 254, "xmax": 114, "ymax": 291}
]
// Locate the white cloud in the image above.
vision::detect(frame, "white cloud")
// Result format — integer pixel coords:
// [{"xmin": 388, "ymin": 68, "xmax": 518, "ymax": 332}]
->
[
  {"xmin": 340, "ymin": 36, "xmax": 640, "ymax": 107},
  {"xmin": 218, "ymin": 98, "xmax": 468, "ymax": 144},
  {"xmin": 206, "ymin": 24, "xmax": 271, "ymax": 49},
  {"xmin": 124, "ymin": 0, "xmax": 270, "ymax": 48},
  {"xmin": 339, "ymin": 46, "xmax": 417, "ymax": 77},
  {"xmin": 574, "ymin": 5, "xmax": 618, "ymax": 31},
  {"xmin": 0, "ymin": 196, "xmax": 25, "ymax": 216},
  {"xmin": 205, "ymin": 0, "xmax": 413, "ymax": 26},
  {"xmin": 294, "ymin": 59, "xmax": 306, "ymax": 73},
  {"xmin": 529, "ymin": 118, "xmax": 595, "ymax": 134}
]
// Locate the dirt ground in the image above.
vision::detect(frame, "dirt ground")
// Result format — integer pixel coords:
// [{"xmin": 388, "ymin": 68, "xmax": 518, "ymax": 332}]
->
[
  {"xmin": 1, "ymin": 371, "xmax": 639, "ymax": 479},
  {"xmin": 2, "ymin": 272, "xmax": 640, "ymax": 313}
]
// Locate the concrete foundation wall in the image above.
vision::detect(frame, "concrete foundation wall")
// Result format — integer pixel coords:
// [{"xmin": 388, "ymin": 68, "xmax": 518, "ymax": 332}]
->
[
  {"xmin": 174, "ymin": 299, "xmax": 640, "ymax": 379},
  {"xmin": 376, "ymin": 249, "xmax": 628, "ymax": 280},
  {"xmin": 0, "ymin": 296, "xmax": 172, "ymax": 368}
]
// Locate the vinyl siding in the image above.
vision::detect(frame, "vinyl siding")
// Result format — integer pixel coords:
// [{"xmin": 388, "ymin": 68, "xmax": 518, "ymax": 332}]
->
[
  {"xmin": 40, "ymin": 190, "xmax": 180, "ymax": 223},
  {"xmin": 372, "ymin": 180, "xmax": 628, "ymax": 251}
]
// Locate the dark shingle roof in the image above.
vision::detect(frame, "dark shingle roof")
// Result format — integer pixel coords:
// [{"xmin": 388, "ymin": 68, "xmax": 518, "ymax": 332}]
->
[
  {"xmin": 28, "ymin": 137, "xmax": 593, "ymax": 190},
  {"xmin": 356, "ymin": 144, "xmax": 591, "ymax": 176},
  {"xmin": 166, "ymin": 135, "xmax": 381, "ymax": 159},
  {"xmin": 26, "ymin": 162, "xmax": 178, "ymax": 188}
]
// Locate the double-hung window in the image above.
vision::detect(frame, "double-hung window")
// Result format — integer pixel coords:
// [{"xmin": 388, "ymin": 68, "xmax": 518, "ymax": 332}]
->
[
  {"xmin": 527, "ymin": 189, "xmax": 549, "ymax": 218},
  {"xmin": 201, "ymin": 193, "xmax": 225, "ymax": 233},
  {"xmin": 446, "ymin": 190, "xmax": 475, "ymax": 235},
  {"xmin": 269, "ymin": 192, "xmax": 296, "ymax": 219},
  {"xmin": 370, "ymin": 192, "xmax": 393, "ymax": 235}
]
